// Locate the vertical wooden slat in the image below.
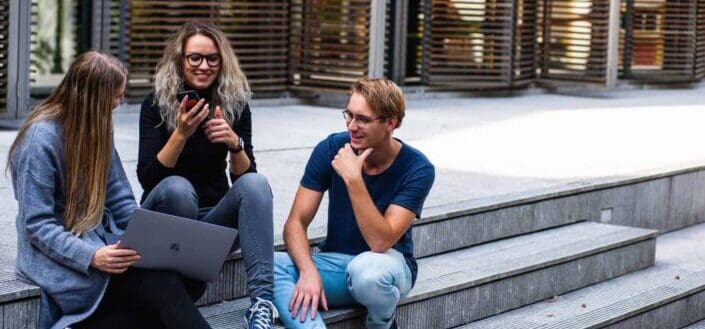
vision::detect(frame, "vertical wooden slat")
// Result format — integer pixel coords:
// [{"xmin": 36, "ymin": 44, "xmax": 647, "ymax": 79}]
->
[
  {"xmin": 406, "ymin": 0, "xmax": 427, "ymax": 84},
  {"xmin": 620, "ymin": 0, "xmax": 635, "ymax": 76},
  {"xmin": 288, "ymin": 0, "xmax": 371, "ymax": 91},
  {"xmin": 537, "ymin": 0, "xmax": 611, "ymax": 85},
  {"xmin": 384, "ymin": 0, "xmax": 393, "ymax": 80},
  {"xmin": 109, "ymin": 0, "xmax": 127, "ymax": 60},
  {"xmin": 28, "ymin": 0, "xmax": 38, "ymax": 87},
  {"xmin": 126, "ymin": 1, "xmax": 289, "ymax": 99},
  {"xmin": 512, "ymin": 0, "xmax": 538, "ymax": 84},
  {"xmin": 0, "ymin": 0, "xmax": 8, "ymax": 112}
]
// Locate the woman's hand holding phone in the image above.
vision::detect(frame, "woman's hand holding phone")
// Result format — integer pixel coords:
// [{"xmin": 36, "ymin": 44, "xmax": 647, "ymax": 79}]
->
[{"xmin": 175, "ymin": 95, "xmax": 209, "ymax": 139}]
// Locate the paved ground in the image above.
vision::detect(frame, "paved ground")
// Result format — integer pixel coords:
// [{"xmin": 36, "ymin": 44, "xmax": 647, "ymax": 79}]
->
[{"xmin": 1, "ymin": 84, "xmax": 704, "ymax": 257}]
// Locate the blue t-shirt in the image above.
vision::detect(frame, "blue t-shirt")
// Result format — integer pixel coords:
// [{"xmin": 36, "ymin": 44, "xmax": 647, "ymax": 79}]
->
[{"xmin": 301, "ymin": 132, "xmax": 435, "ymax": 284}]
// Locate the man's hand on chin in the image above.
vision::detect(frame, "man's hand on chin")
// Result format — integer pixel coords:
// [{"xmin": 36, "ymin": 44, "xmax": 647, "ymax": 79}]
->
[{"xmin": 332, "ymin": 143, "xmax": 373, "ymax": 183}]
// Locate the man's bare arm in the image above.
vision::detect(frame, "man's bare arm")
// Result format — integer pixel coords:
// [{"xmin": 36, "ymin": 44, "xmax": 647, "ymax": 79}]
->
[
  {"xmin": 283, "ymin": 185, "xmax": 328, "ymax": 322},
  {"xmin": 332, "ymin": 144, "xmax": 416, "ymax": 252},
  {"xmin": 345, "ymin": 179, "xmax": 415, "ymax": 252}
]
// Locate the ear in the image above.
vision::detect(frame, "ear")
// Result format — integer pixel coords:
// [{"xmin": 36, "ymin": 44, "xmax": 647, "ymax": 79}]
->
[{"xmin": 386, "ymin": 116, "xmax": 399, "ymax": 132}]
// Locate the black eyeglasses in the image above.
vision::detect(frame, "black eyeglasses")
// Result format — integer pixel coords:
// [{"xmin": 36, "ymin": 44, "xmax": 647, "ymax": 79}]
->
[
  {"xmin": 184, "ymin": 53, "xmax": 221, "ymax": 68},
  {"xmin": 342, "ymin": 110, "xmax": 385, "ymax": 128}
]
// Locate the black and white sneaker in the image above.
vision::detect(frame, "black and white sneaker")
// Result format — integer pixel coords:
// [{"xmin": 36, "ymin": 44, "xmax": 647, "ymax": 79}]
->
[{"xmin": 244, "ymin": 297, "xmax": 279, "ymax": 329}]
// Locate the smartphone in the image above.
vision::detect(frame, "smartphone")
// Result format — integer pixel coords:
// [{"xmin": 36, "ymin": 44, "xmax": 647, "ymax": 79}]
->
[{"xmin": 176, "ymin": 90, "xmax": 200, "ymax": 109}]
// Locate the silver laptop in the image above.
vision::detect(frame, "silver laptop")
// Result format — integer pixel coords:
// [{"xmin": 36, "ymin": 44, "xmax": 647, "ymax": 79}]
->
[{"xmin": 119, "ymin": 208, "xmax": 237, "ymax": 282}]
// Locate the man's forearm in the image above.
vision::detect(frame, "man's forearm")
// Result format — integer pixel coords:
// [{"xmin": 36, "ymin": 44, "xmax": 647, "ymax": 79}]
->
[
  {"xmin": 284, "ymin": 220, "xmax": 318, "ymax": 274},
  {"xmin": 345, "ymin": 177, "xmax": 395, "ymax": 252}
]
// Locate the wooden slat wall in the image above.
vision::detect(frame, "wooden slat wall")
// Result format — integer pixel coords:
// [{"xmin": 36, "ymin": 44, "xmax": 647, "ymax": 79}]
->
[
  {"xmin": 0, "ymin": 0, "xmax": 8, "ymax": 112},
  {"xmin": 621, "ymin": 0, "xmax": 699, "ymax": 81},
  {"xmin": 126, "ymin": 0, "xmax": 289, "ymax": 99},
  {"xmin": 661, "ymin": 0, "xmax": 696, "ymax": 77},
  {"xmin": 412, "ymin": 0, "xmax": 427, "ymax": 84},
  {"xmin": 109, "ymin": 0, "xmax": 126, "ymax": 59},
  {"xmin": 28, "ymin": 0, "xmax": 38, "ymax": 86},
  {"xmin": 512, "ymin": 0, "xmax": 538, "ymax": 84},
  {"xmin": 288, "ymin": 0, "xmax": 371, "ymax": 91},
  {"xmin": 384, "ymin": 0, "xmax": 391, "ymax": 79},
  {"xmin": 424, "ymin": 0, "xmax": 516, "ymax": 88},
  {"xmin": 538, "ymin": 0, "xmax": 610, "ymax": 84}
]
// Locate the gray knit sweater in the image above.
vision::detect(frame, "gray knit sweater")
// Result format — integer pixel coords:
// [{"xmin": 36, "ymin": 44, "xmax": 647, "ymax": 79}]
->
[{"xmin": 10, "ymin": 120, "xmax": 136, "ymax": 329}]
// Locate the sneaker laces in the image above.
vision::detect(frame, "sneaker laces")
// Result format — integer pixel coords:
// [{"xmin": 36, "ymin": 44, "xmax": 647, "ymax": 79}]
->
[{"xmin": 246, "ymin": 297, "xmax": 279, "ymax": 329}]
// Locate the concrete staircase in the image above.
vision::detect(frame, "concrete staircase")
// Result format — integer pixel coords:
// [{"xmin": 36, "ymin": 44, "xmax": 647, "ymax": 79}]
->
[
  {"xmin": 3, "ymin": 168, "xmax": 705, "ymax": 328},
  {"xmin": 461, "ymin": 265, "xmax": 705, "ymax": 329},
  {"xmin": 200, "ymin": 222, "xmax": 656, "ymax": 328}
]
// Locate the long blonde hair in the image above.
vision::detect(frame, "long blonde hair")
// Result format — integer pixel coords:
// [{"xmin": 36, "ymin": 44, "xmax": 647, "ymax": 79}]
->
[
  {"xmin": 154, "ymin": 22, "xmax": 251, "ymax": 131},
  {"xmin": 7, "ymin": 51, "xmax": 127, "ymax": 235}
]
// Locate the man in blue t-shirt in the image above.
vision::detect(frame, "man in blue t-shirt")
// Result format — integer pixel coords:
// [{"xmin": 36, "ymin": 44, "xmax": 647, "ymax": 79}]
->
[{"xmin": 273, "ymin": 78, "xmax": 435, "ymax": 329}]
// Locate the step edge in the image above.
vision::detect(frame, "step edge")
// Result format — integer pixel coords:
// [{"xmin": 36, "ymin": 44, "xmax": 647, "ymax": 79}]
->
[
  {"xmin": 403, "ymin": 234, "xmax": 656, "ymax": 304},
  {"xmin": 538, "ymin": 271, "xmax": 705, "ymax": 329}
]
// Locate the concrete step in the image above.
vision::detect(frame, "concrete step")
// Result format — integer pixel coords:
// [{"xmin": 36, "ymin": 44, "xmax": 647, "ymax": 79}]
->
[
  {"xmin": 685, "ymin": 319, "xmax": 705, "ymax": 329},
  {"xmin": 199, "ymin": 222, "xmax": 657, "ymax": 328},
  {"xmin": 460, "ymin": 221, "xmax": 705, "ymax": 329},
  {"xmin": 201, "ymin": 205, "xmax": 588, "ymax": 305},
  {"xmin": 0, "ymin": 271, "xmax": 39, "ymax": 329},
  {"xmin": 460, "ymin": 265, "xmax": 705, "ymax": 329},
  {"xmin": 0, "ymin": 193, "xmax": 600, "ymax": 325},
  {"xmin": 8, "ymin": 161, "xmax": 702, "ymax": 314}
]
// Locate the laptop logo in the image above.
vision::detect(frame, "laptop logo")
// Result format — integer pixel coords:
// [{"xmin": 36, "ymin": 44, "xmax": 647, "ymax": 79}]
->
[{"xmin": 170, "ymin": 243, "xmax": 180, "ymax": 252}]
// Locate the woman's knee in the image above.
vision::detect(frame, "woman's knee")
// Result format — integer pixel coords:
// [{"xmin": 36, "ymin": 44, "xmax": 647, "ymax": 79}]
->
[
  {"xmin": 232, "ymin": 173, "xmax": 272, "ymax": 199},
  {"xmin": 158, "ymin": 176, "xmax": 196, "ymax": 198},
  {"xmin": 150, "ymin": 176, "xmax": 198, "ymax": 217}
]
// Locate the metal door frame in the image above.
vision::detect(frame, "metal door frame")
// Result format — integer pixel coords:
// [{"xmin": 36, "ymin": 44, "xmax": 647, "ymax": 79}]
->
[{"xmin": 4, "ymin": 0, "xmax": 31, "ymax": 121}]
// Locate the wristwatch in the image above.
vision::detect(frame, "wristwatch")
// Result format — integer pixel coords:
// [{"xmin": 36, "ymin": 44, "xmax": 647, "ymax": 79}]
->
[{"xmin": 228, "ymin": 136, "xmax": 244, "ymax": 154}]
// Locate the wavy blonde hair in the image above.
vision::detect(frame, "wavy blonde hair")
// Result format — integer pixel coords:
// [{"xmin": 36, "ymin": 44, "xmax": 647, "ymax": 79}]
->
[
  {"xmin": 8, "ymin": 51, "xmax": 127, "ymax": 235},
  {"xmin": 153, "ymin": 22, "xmax": 251, "ymax": 130}
]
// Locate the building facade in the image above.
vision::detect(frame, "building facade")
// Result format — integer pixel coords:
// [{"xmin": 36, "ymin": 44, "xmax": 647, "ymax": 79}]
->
[{"xmin": 1, "ymin": 0, "xmax": 704, "ymax": 121}]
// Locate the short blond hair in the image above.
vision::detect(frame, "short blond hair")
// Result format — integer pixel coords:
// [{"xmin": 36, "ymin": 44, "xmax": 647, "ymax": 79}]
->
[{"xmin": 350, "ymin": 78, "xmax": 406, "ymax": 128}]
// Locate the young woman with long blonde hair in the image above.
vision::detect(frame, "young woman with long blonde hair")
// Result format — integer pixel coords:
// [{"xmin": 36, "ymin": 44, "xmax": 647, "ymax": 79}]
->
[
  {"xmin": 137, "ymin": 22, "xmax": 276, "ymax": 329},
  {"xmin": 8, "ymin": 51, "xmax": 211, "ymax": 329}
]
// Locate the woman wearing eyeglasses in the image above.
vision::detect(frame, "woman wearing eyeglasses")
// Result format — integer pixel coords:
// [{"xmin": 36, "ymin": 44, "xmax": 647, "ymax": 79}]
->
[{"xmin": 137, "ymin": 22, "xmax": 276, "ymax": 329}]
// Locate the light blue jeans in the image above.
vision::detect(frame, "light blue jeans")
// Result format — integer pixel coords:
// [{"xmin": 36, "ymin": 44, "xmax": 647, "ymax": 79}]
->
[{"xmin": 273, "ymin": 249, "xmax": 412, "ymax": 329}]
